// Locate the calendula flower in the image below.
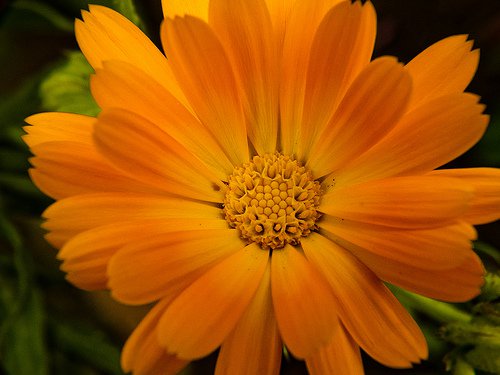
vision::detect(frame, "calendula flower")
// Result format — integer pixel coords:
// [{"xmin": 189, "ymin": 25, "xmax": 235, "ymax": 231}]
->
[{"xmin": 24, "ymin": 0, "xmax": 500, "ymax": 374}]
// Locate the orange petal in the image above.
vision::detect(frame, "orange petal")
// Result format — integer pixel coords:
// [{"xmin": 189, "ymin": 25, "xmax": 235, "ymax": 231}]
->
[
  {"xmin": 357, "ymin": 248, "xmax": 484, "ymax": 302},
  {"xmin": 271, "ymin": 245, "xmax": 338, "ymax": 359},
  {"xmin": 75, "ymin": 5, "xmax": 189, "ymax": 109},
  {"xmin": 305, "ymin": 323, "xmax": 363, "ymax": 375},
  {"xmin": 42, "ymin": 192, "xmax": 220, "ymax": 248},
  {"xmin": 94, "ymin": 109, "xmax": 224, "ymax": 202},
  {"xmin": 431, "ymin": 168, "xmax": 500, "ymax": 225},
  {"xmin": 300, "ymin": 1, "xmax": 376, "ymax": 160},
  {"xmin": 107, "ymin": 227, "xmax": 242, "ymax": 305},
  {"xmin": 28, "ymin": 142, "xmax": 154, "ymax": 200},
  {"xmin": 91, "ymin": 61, "xmax": 233, "ymax": 179},
  {"xmin": 158, "ymin": 243, "xmax": 269, "ymax": 359},
  {"xmin": 329, "ymin": 93, "xmax": 488, "ymax": 188},
  {"xmin": 305, "ymin": 57, "xmax": 411, "ymax": 178},
  {"xmin": 209, "ymin": 0, "xmax": 278, "ymax": 155},
  {"xmin": 58, "ymin": 220, "xmax": 181, "ymax": 290},
  {"xmin": 264, "ymin": 0, "xmax": 294, "ymax": 51},
  {"xmin": 320, "ymin": 217, "xmax": 474, "ymax": 270},
  {"xmin": 302, "ymin": 234, "xmax": 427, "ymax": 368},
  {"xmin": 122, "ymin": 298, "xmax": 188, "ymax": 375},
  {"xmin": 161, "ymin": 0, "xmax": 209, "ymax": 20},
  {"xmin": 406, "ymin": 35, "xmax": 479, "ymax": 109},
  {"xmin": 279, "ymin": 0, "xmax": 343, "ymax": 155},
  {"xmin": 24, "ymin": 113, "xmax": 156, "ymax": 199},
  {"xmin": 321, "ymin": 176, "xmax": 473, "ymax": 229},
  {"xmin": 23, "ymin": 112, "xmax": 94, "ymax": 147},
  {"xmin": 161, "ymin": 16, "xmax": 249, "ymax": 166},
  {"xmin": 215, "ymin": 263, "xmax": 281, "ymax": 375}
]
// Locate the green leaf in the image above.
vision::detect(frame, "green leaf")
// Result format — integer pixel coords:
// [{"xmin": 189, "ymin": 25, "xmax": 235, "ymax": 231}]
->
[
  {"xmin": 40, "ymin": 51, "xmax": 100, "ymax": 116},
  {"xmin": 441, "ymin": 321, "xmax": 500, "ymax": 348},
  {"xmin": 50, "ymin": 318, "xmax": 123, "ymax": 375},
  {"xmin": 1, "ymin": 290, "xmax": 49, "ymax": 375},
  {"xmin": 481, "ymin": 273, "xmax": 500, "ymax": 301},
  {"xmin": 475, "ymin": 110, "xmax": 500, "ymax": 165},
  {"xmin": 474, "ymin": 241, "xmax": 500, "ymax": 265},
  {"xmin": 11, "ymin": 0, "xmax": 74, "ymax": 32},
  {"xmin": 0, "ymin": 204, "xmax": 49, "ymax": 375},
  {"xmin": 465, "ymin": 346, "xmax": 500, "ymax": 374},
  {"xmin": 0, "ymin": 72, "xmax": 42, "ymax": 146},
  {"xmin": 473, "ymin": 302, "xmax": 500, "ymax": 326},
  {"xmin": 452, "ymin": 357, "xmax": 476, "ymax": 375},
  {"xmin": 0, "ymin": 173, "xmax": 41, "ymax": 198},
  {"xmin": 0, "ymin": 149, "xmax": 29, "ymax": 172}
]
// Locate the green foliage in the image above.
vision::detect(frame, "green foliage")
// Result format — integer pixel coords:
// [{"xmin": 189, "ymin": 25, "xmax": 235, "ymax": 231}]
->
[
  {"xmin": 40, "ymin": 51, "xmax": 100, "ymax": 117},
  {"xmin": 11, "ymin": 0, "xmax": 74, "ymax": 32},
  {"xmin": 481, "ymin": 273, "xmax": 500, "ymax": 302},
  {"xmin": 451, "ymin": 357, "xmax": 475, "ymax": 375},
  {"xmin": 0, "ymin": 203, "xmax": 49, "ymax": 375},
  {"xmin": 50, "ymin": 319, "xmax": 123, "ymax": 375},
  {"xmin": 465, "ymin": 346, "xmax": 500, "ymax": 374}
]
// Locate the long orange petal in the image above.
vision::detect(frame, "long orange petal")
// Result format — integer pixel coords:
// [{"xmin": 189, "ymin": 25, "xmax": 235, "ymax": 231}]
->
[
  {"xmin": 302, "ymin": 234, "xmax": 428, "ymax": 368},
  {"xmin": 356, "ymin": 248, "xmax": 484, "ymax": 302},
  {"xmin": 320, "ymin": 217, "xmax": 474, "ymax": 270},
  {"xmin": 264, "ymin": 0, "xmax": 294, "ymax": 51},
  {"xmin": 28, "ymin": 142, "xmax": 154, "ymax": 200},
  {"xmin": 94, "ymin": 109, "xmax": 225, "ymax": 202},
  {"xmin": 24, "ymin": 113, "xmax": 157, "ymax": 199},
  {"xmin": 23, "ymin": 112, "xmax": 94, "ymax": 147},
  {"xmin": 42, "ymin": 192, "xmax": 220, "ymax": 247},
  {"xmin": 279, "ymin": 0, "xmax": 343, "ymax": 155},
  {"xmin": 161, "ymin": 16, "xmax": 249, "ymax": 166},
  {"xmin": 300, "ymin": 1, "xmax": 376, "ymax": 160},
  {"xmin": 406, "ymin": 35, "xmax": 479, "ymax": 109},
  {"xmin": 215, "ymin": 263, "xmax": 281, "ymax": 375},
  {"xmin": 107, "ymin": 228, "xmax": 242, "ymax": 305},
  {"xmin": 158, "ymin": 243, "xmax": 269, "ymax": 359},
  {"xmin": 271, "ymin": 245, "xmax": 338, "ymax": 358},
  {"xmin": 91, "ymin": 61, "xmax": 233, "ymax": 180},
  {"xmin": 304, "ymin": 57, "xmax": 411, "ymax": 178},
  {"xmin": 430, "ymin": 168, "xmax": 500, "ymax": 225},
  {"xmin": 327, "ymin": 93, "xmax": 488, "ymax": 188},
  {"xmin": 209, "ymin": 0, "xmax": 278, "ymax": 155},
  {"xmin": 305, "ymin": 323, "xmax": 363, "ymax": 375},
  {"xmin": 75, "ymin": 5, "xmax": 189, "ymax": 109},
  {"xmin": 122, "ymin": 299, "xmax": 188, "ymax": 375},
  {"xmin": 321, "ymin": 176, "xmax": 473, "ymax": 229},
  {"xmin": 58, "ymin": 220, "xmax": 191, "ymax": 290}
]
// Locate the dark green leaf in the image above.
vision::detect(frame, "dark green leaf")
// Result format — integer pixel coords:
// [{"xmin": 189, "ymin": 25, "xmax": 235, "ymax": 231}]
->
[
  {"xmin": 50, "ymin": 318, "xmax": 124, "ymax": 375},
  {"xmin": 12, "ymin": 0, "xmax": 74, "ymax": 32},
  {"xmin": 0, "ymin": 173, "xmax": 42, "ymax": 198},
  {"xmin": 0, "ymin": 205, "xmax": 49, "ymax": 375},
  {"xmin": 1, "ymin": 290, "xmax": 49, "ymax": 375}
]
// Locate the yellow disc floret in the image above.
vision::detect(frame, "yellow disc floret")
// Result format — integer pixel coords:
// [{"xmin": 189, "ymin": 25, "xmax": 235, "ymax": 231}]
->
[{"xmin": 223, "ymin": 153, "xmax": 321, "ymax": 250}]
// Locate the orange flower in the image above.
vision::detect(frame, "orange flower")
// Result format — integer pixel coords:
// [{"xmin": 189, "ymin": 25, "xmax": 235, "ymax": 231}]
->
[{"xmin": 24, "ymin": 0, "xmax": 500, "ymax": 374}]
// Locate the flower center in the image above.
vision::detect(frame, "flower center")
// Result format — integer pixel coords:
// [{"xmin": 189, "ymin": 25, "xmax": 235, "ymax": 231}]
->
[{"xmin": 223, "ymin": 153, "xmax": 321, "ymax": 250}]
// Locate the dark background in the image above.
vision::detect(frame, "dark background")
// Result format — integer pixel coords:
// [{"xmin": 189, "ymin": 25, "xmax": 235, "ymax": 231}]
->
[{"xmin": 0, "ymin": 0, "xmax": 499, "ymax": 374}]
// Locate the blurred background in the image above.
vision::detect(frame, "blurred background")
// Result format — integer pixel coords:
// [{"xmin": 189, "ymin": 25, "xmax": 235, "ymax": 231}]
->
[{"xmin": 0, "ymin": 0, "xmax": 499, "ymax": 374}]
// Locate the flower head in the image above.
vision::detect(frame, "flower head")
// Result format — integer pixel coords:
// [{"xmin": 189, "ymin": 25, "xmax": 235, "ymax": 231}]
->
[{"xmin": 24, "ymin": 0, "xmax": 500, "ymax": 374}]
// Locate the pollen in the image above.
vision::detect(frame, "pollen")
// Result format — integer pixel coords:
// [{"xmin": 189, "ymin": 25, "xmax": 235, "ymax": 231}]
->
[{"xmin": 223, "ymin": 153, "xmax": 321, "ymax": 250}]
